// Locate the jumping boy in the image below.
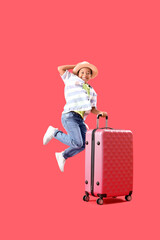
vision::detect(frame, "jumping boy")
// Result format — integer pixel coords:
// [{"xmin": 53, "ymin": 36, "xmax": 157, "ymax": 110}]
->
[{"xmin": 43, "ymin": 61, "xmax": 107, "ymax": 172}]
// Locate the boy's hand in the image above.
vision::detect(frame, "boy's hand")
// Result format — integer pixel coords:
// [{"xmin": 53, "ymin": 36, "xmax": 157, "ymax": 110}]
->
[
  {"xmin": 100, "ymin": 112, "xmax": 108, "ymax": 117},
  {"xmin": 91, "ymin": 107, "xmax": 108, "ymax": 117}
]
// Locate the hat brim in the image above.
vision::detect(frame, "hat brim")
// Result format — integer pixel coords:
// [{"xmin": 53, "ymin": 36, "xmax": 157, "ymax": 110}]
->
[{"xmin": 73, "ymin": 63, "xmax": 98, "ymax": 79}]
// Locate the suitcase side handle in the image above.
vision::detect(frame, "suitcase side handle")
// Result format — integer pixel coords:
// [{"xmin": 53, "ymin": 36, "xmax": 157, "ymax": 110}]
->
[{"xmin": 97, "ymin": 114, "xmax": 108, "ymax": 128}]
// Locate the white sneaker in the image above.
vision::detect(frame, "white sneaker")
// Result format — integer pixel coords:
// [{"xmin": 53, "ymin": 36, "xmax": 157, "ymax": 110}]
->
[
  {"xmin": 43, "ymin": 126, "xmax": 58, "ymax": 145},
  {"xmin": 55, "ymin": 152, "xmax": 66, "ymax": 172}
]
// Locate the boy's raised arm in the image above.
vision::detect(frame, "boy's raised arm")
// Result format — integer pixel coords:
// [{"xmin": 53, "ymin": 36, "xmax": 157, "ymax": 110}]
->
[{"xmin": 57, "ymin": 65, "xmax": 76, "ymax": 76}]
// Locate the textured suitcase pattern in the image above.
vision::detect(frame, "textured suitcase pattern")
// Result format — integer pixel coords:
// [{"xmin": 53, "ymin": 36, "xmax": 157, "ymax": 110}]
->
[
  {"xmin": 84, "ymin": 127, "xmax": 133, "ymax": 204},
  {"xmin": 94, "ymin": 130, "xmax": 133, "ymax": 197}
]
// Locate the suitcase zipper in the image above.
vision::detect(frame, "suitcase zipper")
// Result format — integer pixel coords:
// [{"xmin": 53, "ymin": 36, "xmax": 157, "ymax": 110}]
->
[{"xmin": 91, "ymin": 129, "xmax": 97, "ymax": 196}]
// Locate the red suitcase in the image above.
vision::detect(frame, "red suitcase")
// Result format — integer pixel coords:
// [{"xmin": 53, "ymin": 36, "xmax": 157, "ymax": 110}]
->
[{"xmin": 83, "ymin": 115, "xmax": 133, "ymax": 205}]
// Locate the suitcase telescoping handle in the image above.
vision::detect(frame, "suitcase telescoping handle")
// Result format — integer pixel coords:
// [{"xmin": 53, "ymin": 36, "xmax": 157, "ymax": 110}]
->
[{"xmin": 97, "ymin": 114, "xmax": 108, "ymax": 128}]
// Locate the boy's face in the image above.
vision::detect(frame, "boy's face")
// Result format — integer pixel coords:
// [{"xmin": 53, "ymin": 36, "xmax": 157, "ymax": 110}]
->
[{"xmin": 78, "ymin": 67, "xmax": 92, "ymax": 84}]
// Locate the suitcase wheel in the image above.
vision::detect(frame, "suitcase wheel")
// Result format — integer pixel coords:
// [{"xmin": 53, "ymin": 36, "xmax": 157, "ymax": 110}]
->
[
  {"xmin": 125, "ymin": 195, "xmax": 132, "ymax": 201},
  {"xmin": 83, "ymin": 195, "xmax": 90, "ymax": 202},
  {"xmin": 97, "ymin": 198, "xmax": 103, "ymax": 205}
]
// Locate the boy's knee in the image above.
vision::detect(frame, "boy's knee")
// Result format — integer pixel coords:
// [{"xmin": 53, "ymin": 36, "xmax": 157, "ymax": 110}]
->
[
  {"xmin": 75, "ymin": 142, "xmax": 83, "ymax": 149},
  {"xmin": 72, "ymin": 139, "xmax": 84, "ymax": 149},
  {"xmin": 77, "ymin": 142, "xmax": 86, "ymax": 150}
]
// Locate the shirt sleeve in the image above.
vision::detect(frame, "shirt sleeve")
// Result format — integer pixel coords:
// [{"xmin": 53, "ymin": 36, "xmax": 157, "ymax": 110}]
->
[
  {"xmin": 91, "ymin": 90, "xmax": 97, "ymax": 108},
  {"xmin": 60, "ymin": 70, "xmax": 72, "ymax": 84}
]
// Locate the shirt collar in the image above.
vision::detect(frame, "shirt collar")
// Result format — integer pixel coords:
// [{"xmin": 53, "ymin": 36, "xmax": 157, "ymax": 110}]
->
[
  {"xmin": 76, "ymin": 75, "xmax": 92, "ymax": 88},
  {"xmin": 76, "ymin": 75, "xmax": 85, "ymax": 83}
]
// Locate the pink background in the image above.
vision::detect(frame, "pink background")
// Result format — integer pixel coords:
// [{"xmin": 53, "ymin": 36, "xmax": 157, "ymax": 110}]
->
[{"xmin": 1, "ymin": 0, "xmax": 160, "ymax": 239}]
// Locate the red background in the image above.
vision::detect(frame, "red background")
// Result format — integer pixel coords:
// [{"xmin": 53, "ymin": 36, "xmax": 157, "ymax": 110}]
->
[{"xmin": 1, "ymin": 0, "xmax": 160, "ymax": 239}]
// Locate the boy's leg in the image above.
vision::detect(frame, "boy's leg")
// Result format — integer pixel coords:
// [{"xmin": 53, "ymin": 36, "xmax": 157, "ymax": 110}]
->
[
  {"xmin": 54, "ymin": 112, "xmax": 87, "ymax": 159},
  {"xmin": 54, "ymin": 112, "xmax": 83, "ymax": 148},
  {"xmin": 62, "ymin": 121, "xmax": 87, "ymax": 159}
]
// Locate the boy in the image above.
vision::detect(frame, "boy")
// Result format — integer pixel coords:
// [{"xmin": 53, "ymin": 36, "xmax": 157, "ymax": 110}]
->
[{"xmin": 43, "ymin": 61, "xmax": 107, "ymax": 172}]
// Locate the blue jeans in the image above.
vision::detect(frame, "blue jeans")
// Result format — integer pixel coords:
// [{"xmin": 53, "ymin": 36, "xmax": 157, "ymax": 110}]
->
[{"xmin": 53, "ymin": 112, "xmax": 87, "ymax": 159}]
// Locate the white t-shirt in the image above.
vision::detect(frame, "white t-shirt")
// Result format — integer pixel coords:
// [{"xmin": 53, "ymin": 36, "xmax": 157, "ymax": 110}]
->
[{"xmin": 61, "ymin": 70, "xmax": 97, "ymax": 120}]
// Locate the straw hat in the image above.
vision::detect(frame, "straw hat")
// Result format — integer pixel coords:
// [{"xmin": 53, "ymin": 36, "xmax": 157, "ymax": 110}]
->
[{"xmin": 73, "ymin": 61, "xmax": 98, "ymax": 79}]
